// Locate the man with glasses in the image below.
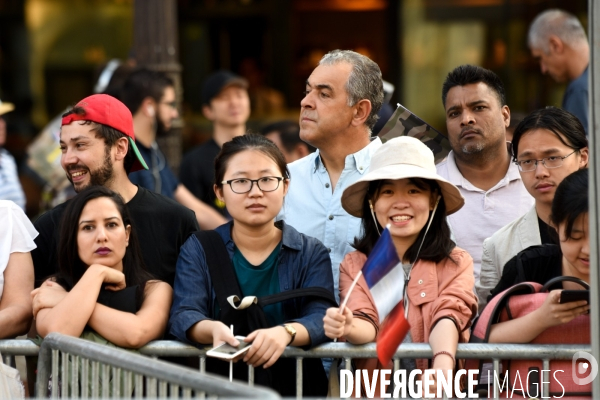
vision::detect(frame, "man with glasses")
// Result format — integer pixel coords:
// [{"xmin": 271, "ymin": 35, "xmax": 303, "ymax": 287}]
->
[
  {"xmin": 120, "ymin": 68, "xmax": 226, "ymax": 229},
  {"xmin": 437, "ymin": 65, "xmax": 534, "ymax": 285},
  {"xmin": 476, "ymin": 107, "xmax": 588, "ymax": 310}
]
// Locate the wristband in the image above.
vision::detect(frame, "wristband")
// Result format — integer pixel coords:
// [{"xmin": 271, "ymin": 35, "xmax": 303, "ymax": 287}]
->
[{"xmin": 432, "ymin": 351, "xmax": 455, "ymax": 366}]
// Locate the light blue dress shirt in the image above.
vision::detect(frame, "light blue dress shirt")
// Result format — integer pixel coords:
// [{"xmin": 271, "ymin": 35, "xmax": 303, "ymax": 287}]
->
[{"xmin": 279, "ymin": 137, "xmax": 382, "ymax": 301}]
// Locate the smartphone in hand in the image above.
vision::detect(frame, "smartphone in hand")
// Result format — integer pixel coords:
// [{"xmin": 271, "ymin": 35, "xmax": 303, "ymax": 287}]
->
[
  {"xmin": 559, "ymin": 290, "xmax": 590, "ymax": 304},
  {"xmin": 206, "ymin": 336, "xmax": 250, "ymax": 360}
]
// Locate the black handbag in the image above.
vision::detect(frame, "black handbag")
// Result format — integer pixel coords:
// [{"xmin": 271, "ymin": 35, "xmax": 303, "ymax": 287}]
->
[{"xmin": 194, "ymin": 230, "xmax": 337, "ymax": 397}]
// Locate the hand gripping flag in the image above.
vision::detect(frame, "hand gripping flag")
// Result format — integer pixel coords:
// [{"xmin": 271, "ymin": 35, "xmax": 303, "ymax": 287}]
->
[{"xmin": 361, "ymin": 227, "xmax": 410, "ymax": 366}]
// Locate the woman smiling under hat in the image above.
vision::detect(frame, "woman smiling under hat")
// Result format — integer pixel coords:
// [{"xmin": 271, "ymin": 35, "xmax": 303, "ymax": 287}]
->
[{"xmin": 323, "ymin": 136, "xmax": 477, "ymax": 393}]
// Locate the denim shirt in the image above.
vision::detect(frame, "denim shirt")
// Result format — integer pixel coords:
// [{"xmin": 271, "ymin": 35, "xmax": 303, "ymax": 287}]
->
[
  {"xmin": 129, "ymin": 141, "xmax": 179, "ymax": 199},
  {"xmin": 278, "ymin": 137, "xmax": 382, "ymax": 301},
  {"xmin": 168, "ymin": 220, "xmax": 335, "ymax": 347}
]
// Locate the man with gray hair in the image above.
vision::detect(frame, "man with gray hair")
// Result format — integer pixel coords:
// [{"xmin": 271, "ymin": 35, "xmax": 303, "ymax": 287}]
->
[
  {"xmin": 528, "ymin": 9, "xmax": 589, "ymax": 133},
  {"xmin": 279, "ymin": 49, "xmax": 383, "ymax": 300}
]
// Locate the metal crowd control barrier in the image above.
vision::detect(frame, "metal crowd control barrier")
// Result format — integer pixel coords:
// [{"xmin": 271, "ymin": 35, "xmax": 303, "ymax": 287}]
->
[
  {"xmin": 0, "ymin": 339, "xmax": 39, "ymax": 365},
  {"xmin": 138, "ymin": 341, "xmax": 591, "ymax": 399},
  {"xmin": 0, "ymin": 337, "xmax": 590, "ymax": 399},
  {"xmin": 35, "ymin": 333, "xmax": 281, "ymax": 399}
]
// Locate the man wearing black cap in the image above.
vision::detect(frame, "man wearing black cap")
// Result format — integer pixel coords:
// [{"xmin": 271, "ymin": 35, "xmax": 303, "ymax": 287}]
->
[
  {"xmin": 179, "ymin": 70, "xmax": 250, "ymax": 216},
  {"xmin": 121, "ymin": 68, "xmax": 227, "ymax": 230}
]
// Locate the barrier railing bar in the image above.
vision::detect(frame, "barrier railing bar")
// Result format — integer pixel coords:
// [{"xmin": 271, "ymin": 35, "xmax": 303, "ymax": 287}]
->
[
  {"xmin": 122, "ymin": 370, "xmax": 132, "ymax": 397},
  {"xmin": 492, "ymin": 358, "xmax": 500, "ymax": 399},
  {"xmin": 134, "ymin": 373, "xmax": 142, "ymax": 398},
  {"xmin": 137, "ymin": 340, "xmax": 590, "ymax": 360},
  {"xmin": 91, "ymin": 360, "xmax": 99, "ymax": 399},
  {"xmin": 542, "ymin": 358, "xmax": 551, "ymax": 398},
  {"xmin": 24, "ymin": 336, "xmax": 591, "ymax": 399},
  {"xmin": 81, "ymin": 357, "xmax": 89, "ymax": 399},
  {"xmin": 296, "ymin": 357, "xmax": 302, "ymax": 399},
  {"xmin": 50, "ymin": 348, "xmax": 58, "ymax": 398},
  {"xmin": 70, "ymin": 354, "xmax": 78, "ymax": 398},
  {"xmin": 0, "ymin": 339, "xmax": 40, "ymax": 356},
  {"xmin": 36, "ymin": 333, "xmax": 280, "ymax": 399},
  {"xmin": 112, "ymin": 366, "xmax": 121, "ymax": 397},
  {"xmin": 1, "ymin": 338, "xmax": 590, "ymax": 360}
]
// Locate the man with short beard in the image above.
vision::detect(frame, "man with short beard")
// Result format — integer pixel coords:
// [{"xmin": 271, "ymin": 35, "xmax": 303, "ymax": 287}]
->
[
  {"xmin": 120, "ymin": 68, "xmax": 227, "ymax": 230},
  {"xmin": 32, "ymin": 94, "xmax": 199, "ymax": 287},
  {"xmin": 436, "ymin": 65, "xmax": 533, "ymax": 283}
]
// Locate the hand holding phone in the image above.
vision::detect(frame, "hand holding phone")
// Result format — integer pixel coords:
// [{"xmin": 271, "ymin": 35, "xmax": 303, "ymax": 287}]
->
[
  {"xmin": 559, "ymin": 290, "xmax": 590, "ymax": 304},
  {"xmin": 206, "ymin": 336, "xmax": 251, "ymax": 361}
]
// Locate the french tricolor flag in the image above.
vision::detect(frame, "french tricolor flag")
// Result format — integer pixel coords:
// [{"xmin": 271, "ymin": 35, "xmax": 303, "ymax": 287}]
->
[{"xmin": 362, "ymin": 227, "xmax": 411, "ymax": 366}]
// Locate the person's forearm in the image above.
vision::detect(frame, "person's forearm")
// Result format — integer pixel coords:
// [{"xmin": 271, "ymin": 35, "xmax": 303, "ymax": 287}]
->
[
  {"xmin": 429, "ymin": 318, "xmax": 459, "ymax": 370},
  {"xmin": 35, "ymin": 267, "xmax": 105, "ymax": 338},
  {"xmin": 345, "ymin": 317, "xmax": 377, "ymax": 345},
  {"xmin": 187, "ymin": 319, "xmax": 221, "ymax": 344},
  {"xmin": 194, "ymin": 205, "xmax": 228, "ymax": 230},
  {"xmin": 488, "ymin": 309, "xmax": 547, "ymax": 343},
  {"xmin": 88, "ymin": 282, "xmax": 171, "ymax": 348},
  {"xmin": 0, "ymin": 306, "xmax": 32, "ymax": 338},
  {"xmin": 0, "ymin": 252, "xmax": 34, "ymax": 337},
  {"xmin": 174, "ymin": 185, "xmax": 227, "ymax": 230},
  {"xmin": 88, "ymin": 304, "xmax": 165, "ymax": 348}
]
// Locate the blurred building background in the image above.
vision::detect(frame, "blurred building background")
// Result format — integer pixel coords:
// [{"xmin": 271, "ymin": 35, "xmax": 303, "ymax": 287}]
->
[{"xmin": 0, "ymin": 0, "xmax": 588, "ymax": 216}]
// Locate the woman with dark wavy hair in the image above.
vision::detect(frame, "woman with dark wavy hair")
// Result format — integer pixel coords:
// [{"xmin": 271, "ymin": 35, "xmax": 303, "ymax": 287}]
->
[{"xmin": 32, "ymin": 186, "xmax": 171, "ymax": 348}]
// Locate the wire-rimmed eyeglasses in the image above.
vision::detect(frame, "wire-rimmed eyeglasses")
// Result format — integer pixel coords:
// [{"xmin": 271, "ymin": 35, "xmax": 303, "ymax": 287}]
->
[
  {"xmin": 221, "ymin": 176, "xmax": 285, "ymax": 194},
  {"xmin": 514, "ymin": 150, "xmax": 578, "ymax": 172}
]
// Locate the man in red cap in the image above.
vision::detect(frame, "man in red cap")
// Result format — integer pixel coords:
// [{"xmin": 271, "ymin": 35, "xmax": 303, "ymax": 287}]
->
[{"xmin": 32, "ymin": 94, "xmax": 199, "ymax": 287}]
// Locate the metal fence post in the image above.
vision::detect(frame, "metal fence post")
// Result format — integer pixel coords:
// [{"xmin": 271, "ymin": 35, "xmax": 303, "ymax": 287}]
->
[
  {"xmin": 589, "ymin": 0, "xmax": 600, "ymax": 397},
  {"xmin": 35, "ymin": 340, "xmax": 51, "ymax": 398}
]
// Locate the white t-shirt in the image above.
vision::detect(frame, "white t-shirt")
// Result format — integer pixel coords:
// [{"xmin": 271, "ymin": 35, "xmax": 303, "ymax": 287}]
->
[{"xmin": 0, "ymin": 200, "xmax": 38, "ymax": 299}]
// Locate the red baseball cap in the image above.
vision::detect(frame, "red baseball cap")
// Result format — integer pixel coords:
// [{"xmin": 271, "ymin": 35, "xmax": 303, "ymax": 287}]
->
[{"xmin": 61, "ymin": 94, "xmax": 149, "ymax": 172}]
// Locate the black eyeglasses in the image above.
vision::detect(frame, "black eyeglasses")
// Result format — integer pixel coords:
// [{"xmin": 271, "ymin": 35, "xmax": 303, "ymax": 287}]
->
[
  {"xmin": 221, "ymin": 176, "xmax": 284, "ymax": 194},
  {"xmin": 514, "ymin": 150, "xmax": 578, "ymax": 172}
]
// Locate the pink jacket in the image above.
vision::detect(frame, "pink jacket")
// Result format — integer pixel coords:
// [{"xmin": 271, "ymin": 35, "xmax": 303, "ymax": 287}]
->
[{"xmin": 340, "ymin": 247, "xmax": 478, "ymax": 371}]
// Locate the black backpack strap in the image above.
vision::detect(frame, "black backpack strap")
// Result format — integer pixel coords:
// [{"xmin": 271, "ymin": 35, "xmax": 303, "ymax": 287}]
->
[
  {"xmin": 515, "ymin": 251, "xmax": 527, "ymax": 283},
  {"xmin": 258, "ymin": 287, "xmax": 338, "ymax": 308},
  {"xmin": 193, "ymin": 231, "xmax": 243, "ymax": 312},
  {"xmin": 541, "ymin": 275, "xmax": 590, "ymax": 292}
]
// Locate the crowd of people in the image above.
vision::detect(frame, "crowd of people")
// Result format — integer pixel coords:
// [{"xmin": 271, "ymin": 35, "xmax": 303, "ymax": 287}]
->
[{"xmin": 0, "ymin": 7, "xmax": 592, "ymax": 397}]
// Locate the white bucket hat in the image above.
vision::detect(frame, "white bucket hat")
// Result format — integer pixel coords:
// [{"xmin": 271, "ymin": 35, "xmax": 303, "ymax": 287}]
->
[{"xmin": 341, "ymin": 136, "xmax": 464, "ymax": 217}]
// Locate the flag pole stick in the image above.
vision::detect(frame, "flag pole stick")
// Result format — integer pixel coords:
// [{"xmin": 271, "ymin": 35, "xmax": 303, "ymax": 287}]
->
[
  {"xmin": 333, "ymin": 270, "xmax": 362, "ymax": 342},
  {"xmin": 339, "ymin": 270, "xmax": 362, "ymax": 313}
]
